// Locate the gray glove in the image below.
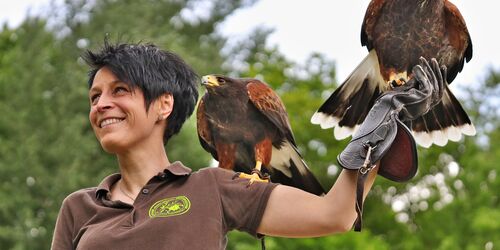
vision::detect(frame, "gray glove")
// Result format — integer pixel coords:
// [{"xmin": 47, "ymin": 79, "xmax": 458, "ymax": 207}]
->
[
  {"xmin": 338, "ymin": 57, "xmax": 446, "ymax": 231},
  {"xmin": 339, "ymin": 57, "xmax": 445, "ymax": 173}
]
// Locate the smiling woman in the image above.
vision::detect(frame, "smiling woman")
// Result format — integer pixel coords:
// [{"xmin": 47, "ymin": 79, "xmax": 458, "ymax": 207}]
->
[
  {"xmin": 84, "ymin": 42, "xmax": 199, "ymax": 143},
  {"xmin": 51, "ymin": 41, "xmax": 288, "ymax": 249},
  {"xmin": 88, "ymin": 67, "xmax": 169, "ymax": 154}
]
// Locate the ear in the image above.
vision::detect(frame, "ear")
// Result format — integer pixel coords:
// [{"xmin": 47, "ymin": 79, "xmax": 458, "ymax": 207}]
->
[{"xmin": 156, "ymin": 93, "xmax": 174, "ymax": 122}]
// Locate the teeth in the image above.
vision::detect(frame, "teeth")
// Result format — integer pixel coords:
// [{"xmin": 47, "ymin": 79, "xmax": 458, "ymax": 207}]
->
[{"xmin": 100, "ymin": 118, "xmax": 124, "ymax": 128}]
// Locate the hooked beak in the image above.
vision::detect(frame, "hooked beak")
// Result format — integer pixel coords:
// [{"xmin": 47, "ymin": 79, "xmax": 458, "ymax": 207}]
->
[{"xmin": 201, "ymin": 75, "xmax": 219, "ymax": 88}]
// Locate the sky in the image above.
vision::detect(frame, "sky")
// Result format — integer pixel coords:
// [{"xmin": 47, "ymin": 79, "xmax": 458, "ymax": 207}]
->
[{"xmin": 1, "ymin": 0, "xmax": 499, "ymax": 89}]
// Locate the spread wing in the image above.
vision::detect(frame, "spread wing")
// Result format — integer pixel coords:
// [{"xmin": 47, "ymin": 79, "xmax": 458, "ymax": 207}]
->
[
  {"xmin": 361, "ymin": 0, "xmax": 386, "ymax": 50},
  {"xmin": 443, "ymin": 0, "xmax": 473, "ymax": 83},
  {"xmin": 196, "ymin": 96, "xmax": 218, "ymax": 160},
  {"xmin": 246, "ymin": 80, "xmax": 296, "ymax": 145}
]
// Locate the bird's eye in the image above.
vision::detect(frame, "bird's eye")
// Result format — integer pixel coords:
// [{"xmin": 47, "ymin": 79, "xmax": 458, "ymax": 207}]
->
[{"xmin": 218, "ymin": 78, "xmax": 226, "ymax": 84}]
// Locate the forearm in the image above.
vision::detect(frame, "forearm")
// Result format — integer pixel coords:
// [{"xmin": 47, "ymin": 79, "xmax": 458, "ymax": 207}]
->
[
  {"xmin": 322, "ymin": 164, "xmax": 379, "ymax": 231},
  {"xmin": 258, "ymin": 164, "xmax": 378, "ymax": 237}
]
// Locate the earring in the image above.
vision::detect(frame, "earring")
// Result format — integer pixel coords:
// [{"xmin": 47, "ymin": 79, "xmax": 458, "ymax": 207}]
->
[{"xmin": 158, "ymin": 115, "xmax": 168, "ymax": 122}]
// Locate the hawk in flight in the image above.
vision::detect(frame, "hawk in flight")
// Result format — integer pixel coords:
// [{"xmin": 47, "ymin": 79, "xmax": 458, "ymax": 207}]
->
[
  {"xmin": 311, "ymin": 0, "xmax": 475, "ymax": 147},
  {"xmin": 197, "ymin": 75, "xmax": 325, "ymax": 195}
]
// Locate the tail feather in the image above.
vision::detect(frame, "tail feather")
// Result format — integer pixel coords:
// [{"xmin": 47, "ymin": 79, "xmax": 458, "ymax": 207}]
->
[
  {"xmin": 311, "ymin": 50, "xmax": 475, "ymax": 147},
  {"xmin": 334, "ymin": 124, "xmax": 360, "ymax": 140},
  {"xmin": 412, "ymin": 84, "xmax": 476, "ymax": 147},
  {"xmin": 287, "ymin": 159, "xmax": 325, "ymax": 196},
  {"xmin": 269, "ymin": 141, "xmax": 325, "ymax": 195},
  {"xmin": 311, "ymin": 50, "xmax": 387, "ymax": 139}
]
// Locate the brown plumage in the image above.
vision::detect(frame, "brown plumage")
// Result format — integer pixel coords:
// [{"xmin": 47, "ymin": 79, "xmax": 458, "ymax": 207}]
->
[
  {"xmin": 311, "ymin": 0, "xmax": 475, "ymax": 147},
  {"xmin": 197, "ymin": 75, "xmax": 325, "ymax": 195}
]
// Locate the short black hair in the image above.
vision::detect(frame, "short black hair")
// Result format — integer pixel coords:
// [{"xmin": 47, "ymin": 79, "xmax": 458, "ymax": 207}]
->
[{"xmin": 82, "ymin": 41, "xmax": 199, "ymax": 143}]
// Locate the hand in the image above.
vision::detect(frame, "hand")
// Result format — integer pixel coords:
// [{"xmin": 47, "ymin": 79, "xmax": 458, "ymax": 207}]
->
[
  {"xmin": 335, "ymin": 57, "xmax": 446, "ymax": 231},
  {"xmin": 338, "ymin": 58, "xmax": 446, "ymax": 172},
  {"xmin": 386, "ymin": 57, "xmax": 446, "ymax": 121}
]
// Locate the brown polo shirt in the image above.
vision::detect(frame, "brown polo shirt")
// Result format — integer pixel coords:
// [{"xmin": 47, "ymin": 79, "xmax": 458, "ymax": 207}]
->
[{"xmin": 51, "ymin": 162, "xmax": 278, "ymax": 250}]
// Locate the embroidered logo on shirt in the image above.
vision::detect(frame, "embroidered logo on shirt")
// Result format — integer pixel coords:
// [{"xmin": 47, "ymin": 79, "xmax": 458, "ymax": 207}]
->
[{"xmin": 149, "ymin": 196, "xmax": 191, "ymax": 218}]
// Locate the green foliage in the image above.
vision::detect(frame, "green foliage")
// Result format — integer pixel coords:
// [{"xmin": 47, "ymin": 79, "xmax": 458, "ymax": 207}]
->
[
  {"xmin": 0, "ymin": 0, "xmax": 499, "ymax": 249},
  {"xmin": 0, "ymin": 19, "xmax": 98, "ymax": 249},
  {"xmin": 0, "ymin": 0, "xmax": 251, "ymax": 248},
  {"xmin": 227, "ymin": 230, "xmax": 391, "ymax": 250}
]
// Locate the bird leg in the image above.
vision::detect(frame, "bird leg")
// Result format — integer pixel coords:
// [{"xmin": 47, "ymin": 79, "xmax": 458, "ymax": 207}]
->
[
  {"xmin": 235, "ymin": 161, "xmax": 270, "ymax": 186},
  {"xmin": 388, "ymin": 72, "xmax": 408, "ymax": 88}
]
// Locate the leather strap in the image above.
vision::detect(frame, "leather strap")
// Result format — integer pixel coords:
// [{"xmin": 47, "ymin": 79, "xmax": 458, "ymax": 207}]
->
[
  {"xmin": 353, "ymin": 145, "xmax": 376, "ymax": 231},
  {"xmin": 354, "ymin": 171, "xmax": 367, "ymax": 231}
]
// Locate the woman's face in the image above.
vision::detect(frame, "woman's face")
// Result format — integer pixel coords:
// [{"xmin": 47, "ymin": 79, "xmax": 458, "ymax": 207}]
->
[{"xmin": 88, "ymin": 67, "xmax": 159, "ymax": 153}]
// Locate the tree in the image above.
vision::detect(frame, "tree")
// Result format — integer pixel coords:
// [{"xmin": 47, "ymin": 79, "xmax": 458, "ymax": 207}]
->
[
  {"xmin": 0, "ymin": 0, "xmax": 255, "ymax": 248},
  {"xmin": 1, "ymin": 0, "xmax": 498, "ymax": 249}
]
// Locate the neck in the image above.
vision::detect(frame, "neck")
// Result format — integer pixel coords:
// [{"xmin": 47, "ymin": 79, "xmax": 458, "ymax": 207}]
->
[{"xmin": 116, "ymin": 131, "xmax": 170, "ymax": 191}]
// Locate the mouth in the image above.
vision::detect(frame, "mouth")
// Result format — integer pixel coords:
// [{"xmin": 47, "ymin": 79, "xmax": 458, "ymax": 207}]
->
[
  {"xmin": 99, "ymin": 117, "xmax": 125, "ymax": 128},
  {"xmin": 201, "ymin": 75, "xmax": 219, "ymax": 88}
]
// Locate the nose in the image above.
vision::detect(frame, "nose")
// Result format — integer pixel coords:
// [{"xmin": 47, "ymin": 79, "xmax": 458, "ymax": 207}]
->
[{"xmin": 95, "ymin": 94, "xmax": 114, "ymax": 112}]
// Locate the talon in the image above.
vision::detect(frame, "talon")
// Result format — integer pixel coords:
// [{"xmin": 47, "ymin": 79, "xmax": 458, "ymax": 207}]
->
[
  {"xmin": 389, "ymin": 80, "xmax": 398, "ymax": 88},
  {"xmin": 389, "ymin": 78, "xmax": 407, "ymax": 88},
  {"xmin": 251, "ymin": 169, "xmax": 270, "ymax": 180},
  {"xmin": 237, "ymin": 171, "xmax": 269, "ymax": 187},
  {"xmin": 388, "ymin": 72, "xmax": 409, "ymax": 88},
  {"xmin": 233, "ymin": 161, "xmax": 270, "ymax": 187}
]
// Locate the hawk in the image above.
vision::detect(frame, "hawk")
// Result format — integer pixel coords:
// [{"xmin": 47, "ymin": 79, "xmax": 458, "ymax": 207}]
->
[
  {"xmin": 311, "ymin": 0, "xmax": 475, "ymax": 147},
  {"xmin": 197, "ymin": 75, "xmax": 325, "ymax": 195}
]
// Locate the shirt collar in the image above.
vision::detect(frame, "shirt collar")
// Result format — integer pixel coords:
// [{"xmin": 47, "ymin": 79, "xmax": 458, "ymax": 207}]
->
[
  {"xmin": 163, "ymin": 161, "xmax": 192, "ymax": 176},
  {"xmin": 95, "ymin": 161, "xmax": 192, "ymax": 198}
]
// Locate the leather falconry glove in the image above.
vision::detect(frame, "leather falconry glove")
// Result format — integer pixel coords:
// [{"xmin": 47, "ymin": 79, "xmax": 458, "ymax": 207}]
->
[{"xmin": 338, "ymin": 57, "xmax": 446, "ymax": 231}]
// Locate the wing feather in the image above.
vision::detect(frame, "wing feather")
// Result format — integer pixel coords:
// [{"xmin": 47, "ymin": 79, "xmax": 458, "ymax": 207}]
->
[
  {"xmin": 361, "ymin": 0, "xmax": 386, "ymax": 50},
  {"xmin": 196, "ymin": 96, "xmax": 218, "ymax": 160},
  {"xmin": 246, "ymin": 80, "xmax": 296, "ymax": 145},
  {"xmin": 444, "ymin": 0, "xmax": 473, "ymax": 83}
]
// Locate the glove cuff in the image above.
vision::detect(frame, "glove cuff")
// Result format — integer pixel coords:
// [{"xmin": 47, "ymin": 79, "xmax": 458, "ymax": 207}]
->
[
  {"xmin": 336, "ymin": 107, "xmax": 417, "ymax": 232},
  {"xmin": 337, "ymin": 105, "xmax": 418, "ymax": 182},
  {"xmin": 379, "ymin": 121, "xmax": 418, "ymax": 182}
]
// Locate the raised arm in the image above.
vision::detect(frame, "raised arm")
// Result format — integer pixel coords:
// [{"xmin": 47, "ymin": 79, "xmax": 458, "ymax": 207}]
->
[
  {"xmin": 258, "ymin": 165, "xmax": 378, "ymax": 237},
  {"xmin": 258, "ymin": 58, "xmax": 446, "ymax": 237}
]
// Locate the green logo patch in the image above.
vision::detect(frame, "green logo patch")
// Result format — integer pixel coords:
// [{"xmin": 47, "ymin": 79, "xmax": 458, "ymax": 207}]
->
[{"xmin": 149, "ymin": 196, "xmax": 191, "ymax": 218}]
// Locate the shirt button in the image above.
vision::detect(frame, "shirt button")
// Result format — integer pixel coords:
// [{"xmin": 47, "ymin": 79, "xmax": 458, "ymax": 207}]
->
[{"xmin": 142, "ymin": 189, "xmax": 149, "ymax": 194}]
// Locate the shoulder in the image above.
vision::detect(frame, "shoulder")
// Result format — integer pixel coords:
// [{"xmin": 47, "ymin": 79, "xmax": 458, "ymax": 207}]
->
[
  {"xmin": 193, "ymin": 167, "xmax": 279, "ymax": 193},
  {"xmin": 193, "ymin": 167, "xmax": 235, "ymax": 177},
  {"xmin": 55, "ymin": 187, "xmax": 99, "ymax": 229},
  {"xmin": 186, "ymin": 166, "xmax": 234, "ymax": 179},
  {"xmin": 59, "ymin": 187, "xmax": 98, "ymax": 213},
  {"xmin": 190, "ymin": 167, "xmax": 242, "ymax": 184},
  {"xmin": 63, "ymin": 187, "xmax": 96, "ymax": 203}
]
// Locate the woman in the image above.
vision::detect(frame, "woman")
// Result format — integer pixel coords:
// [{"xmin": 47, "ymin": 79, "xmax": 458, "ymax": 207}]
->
[{"xmin": 51, "ymin": 41, "xmax": 444, "ymax": 249}]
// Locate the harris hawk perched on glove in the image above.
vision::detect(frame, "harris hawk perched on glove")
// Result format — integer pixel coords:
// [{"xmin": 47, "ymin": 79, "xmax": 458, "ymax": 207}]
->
[
  {"xmin": 197, "ymin": 75, "xmax": 325, "ymax": 196},
  {"xmin": 311, "ymin": 0, "xmax": 475, "ymax": 148}
]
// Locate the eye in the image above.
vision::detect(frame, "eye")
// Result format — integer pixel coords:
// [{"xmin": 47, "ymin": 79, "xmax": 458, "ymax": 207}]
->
[
  {"xmin": 114, "ymin": 86, "xmax": 129, "ymax": 94},
  {"xmin": 218, "ymin": 78, "xmax": 226, "ymax": 84},
  {"xmin": 90, "ymin": 94, "xmax": 100, "ymax": 105}
]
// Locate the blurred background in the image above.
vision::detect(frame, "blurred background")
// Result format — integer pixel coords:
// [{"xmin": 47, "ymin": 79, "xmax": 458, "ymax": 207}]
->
[{"xmin": 0, "ymin": 0, "xmax": 498, "ymax": 249}]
